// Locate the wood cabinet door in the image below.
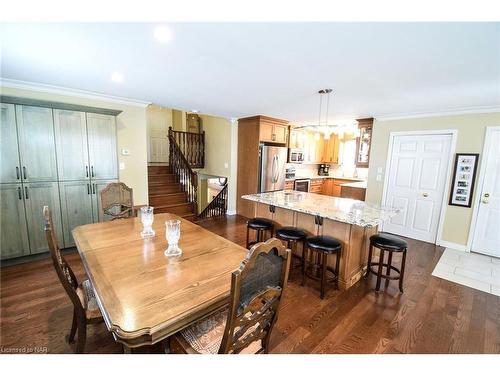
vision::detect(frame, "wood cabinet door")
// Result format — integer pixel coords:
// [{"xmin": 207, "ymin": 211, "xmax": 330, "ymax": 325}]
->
[
  {"xmin": 59, "ymin": 181, "xmax": 94, "ymax": 247},
  {"xmin": 315, "ymin": 135, "xmax": 325, "ymax": 163},
  {"xmin": 259, "ymin": 122, "xmax": 274, "ymax": 142},
  {"xmin": 1, "ymin": 103, "xmax": 22, "ymax": 184},
  {"xmin": 54, "ymin": 110, "xmax": 90, "ymax": 181},
  {"xmin": 321, "ymin": 179, "xmax": 334, "ymax": 195},
  {"xmin": 16, "ymin": 105, "xmax": 58, "ymax": 182},
  {"xmin": 23, "ymin": 182, "xmax": 63, "ymax": 254},
  {"xmin": 273, "ymin": 124, "xmax": 288, "ymax": 144},
  {"xmin": 87, "ymin": 113, "xmax": 118, "ymax": 180},
  {"xmin": 91, "ymin": 179, "xmax": 119, "ymax": 222},
  {"xmin": 0, "ymin": 184, "xmax": 30, "ymax": 259}
]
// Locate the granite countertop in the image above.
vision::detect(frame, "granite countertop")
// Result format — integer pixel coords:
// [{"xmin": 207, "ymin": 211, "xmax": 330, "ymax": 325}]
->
[
  {"xmin": 286, "ymin": 176, "xmax": 366, "ymax": 182},
  {"xmin": 241, "ymin": 190, "xmax": 398, "ymax": 227},
  {"xmin": 340, "ymin": 181, "xmax": 367, "ymax": 189}
]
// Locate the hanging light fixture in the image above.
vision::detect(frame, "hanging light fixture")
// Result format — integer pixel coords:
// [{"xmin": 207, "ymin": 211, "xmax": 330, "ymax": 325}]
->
[{"xmin": 296, "ymin": 89, "xmax": 358, "ymax": 136}]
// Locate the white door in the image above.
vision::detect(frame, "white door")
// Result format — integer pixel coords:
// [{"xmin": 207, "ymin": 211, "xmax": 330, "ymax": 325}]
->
[
  {"xmin": 149, "ymin": 129, "xmax": 169, "ymax": 163},
  {"xmin": 472, "ymin": 128, "xmax": 500, "ymax": 257},
  {"xmin": 383, "ymin": 134, "xmax": 452, "ymax": 243}
]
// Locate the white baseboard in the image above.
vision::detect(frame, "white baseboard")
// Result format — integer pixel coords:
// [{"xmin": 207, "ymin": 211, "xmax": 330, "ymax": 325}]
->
[{"xmin": 437, "ymin": 240, "xmax": 468, "ymax": 252}]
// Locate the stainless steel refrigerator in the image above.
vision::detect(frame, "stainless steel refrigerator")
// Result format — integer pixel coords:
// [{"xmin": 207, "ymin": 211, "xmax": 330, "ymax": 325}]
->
[{"xmin": 258, "ymin": 144, "xmax": 288, "ymax": 192}]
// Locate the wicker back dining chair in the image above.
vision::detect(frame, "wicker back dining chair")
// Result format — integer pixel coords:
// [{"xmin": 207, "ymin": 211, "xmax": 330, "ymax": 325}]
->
[
  {"xmin": 43, "ymin": 206, "xmax": 102, "ymax": 353},
  {"xmin": 99, "ymin": 182, "xmax": 134, "ymax": 221},
  {"xmin": 170, "ymin": 238, "xmax": 291, "ymax": 354}
]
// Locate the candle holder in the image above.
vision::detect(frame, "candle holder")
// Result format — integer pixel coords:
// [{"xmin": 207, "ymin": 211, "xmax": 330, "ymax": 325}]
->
[
  {"xmin": 164, "ymin": 219, "xmax": 182, "ymax": 257},
  {"xmin": 140, "ymin": 206, "xmax": 155, "ymax": 238}
]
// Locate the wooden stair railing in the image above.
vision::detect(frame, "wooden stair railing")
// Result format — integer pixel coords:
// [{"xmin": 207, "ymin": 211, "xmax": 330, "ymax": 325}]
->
[
  {"xmin": 168, "ymin": 127, "xmax": 205, "ymax": 168},
  {"xmin": 198, "ymin": 183, "xmax": 228, "ymax": 219},
  {"xmin": 168, "ymin": 131, "xmax": 198, "ymax": 213}
]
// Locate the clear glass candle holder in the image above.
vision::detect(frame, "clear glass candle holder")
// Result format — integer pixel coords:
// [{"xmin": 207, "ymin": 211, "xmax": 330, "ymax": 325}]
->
[
  {"xmin": 164, "ymin": 219, "xmax": 182, "ymax": 257},
  {"xmin": 140, "ymin": 206, "xmax": 155, "ymax": 238}
]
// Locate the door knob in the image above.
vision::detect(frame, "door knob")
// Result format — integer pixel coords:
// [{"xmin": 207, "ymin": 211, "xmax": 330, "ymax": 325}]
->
[
  {"xmin": 422, "ymin": 192, "xmax": 429, "ymax": 197},
  {"xmin": 482, "ymin": 193, "xmax": 490, "ymax": 204}
]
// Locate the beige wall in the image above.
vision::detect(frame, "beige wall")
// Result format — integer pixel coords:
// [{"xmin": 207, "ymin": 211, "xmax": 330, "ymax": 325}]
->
[
  {"xmin": 1, "ymin": 86, "xmax": 150, "ymax": 205},
  {"xmin": 366, "ymin": 111, "xmax": 500, "ymax": 246}
]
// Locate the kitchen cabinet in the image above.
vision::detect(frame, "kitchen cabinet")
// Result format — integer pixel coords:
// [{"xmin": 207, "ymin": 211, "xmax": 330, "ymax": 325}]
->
[
  {"xmin": 322, "ymin": 178, "xmax": 335, "ymax": 195},
  {"xmin": 309, "ymin": 178, "xmax": 324, "ymax": 193},
  {"xmin": 87, "ymin": 113, "xmax": 118, "ymax": 179},
  {"xmin": 355, "ymin": 118, "xmax": 373, "ymax": 167},
  {"xmin": 322, "ymin": 135, "xmax": 339, "ymax": 164},
  {"xmin": 0, "ymin": 96, "xmax": 121, "ymax": 260},
  {"xmin": 285, "ymin": 180, "xmax": 294, "ymax": 190},
  {"xmin": 258, "ymin": 118, "xmax": 288, "ymax": 144},
  {"xmin": 301, "ymin": 132, "xmax": 339, "ymax": 164},
  {"xmin": 289, "ymin": 129, "xmax": 305, "ymax": 149},
  {"xmin": 0, "ymin": 184, "xmax": 30, "ymax": 259},
  {"xmin": 1, "ymin": 104, "xmax": 21, "ymax": 184},
  {"xmin": 16, "ymin": 105, "xmax": 58, "ymax": 182},
  {"xmin": 23, "ymin": 182, "xmax": 63, "ymax": 254},
  {"xmin": 54, "ymin": 110, "xmax": 89, "ymax": 181}
]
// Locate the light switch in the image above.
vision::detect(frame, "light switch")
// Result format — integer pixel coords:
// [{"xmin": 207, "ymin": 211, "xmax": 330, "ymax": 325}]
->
[
  {"xmin": 119, "ymin": 162, "xmax": 125, "ymax": 170},
  {"xmin": 376, "ymin": 174, "xmax": 382, "ymax": 182},
  {"xmin": 377, "ymin": 167, "xmax": 383, "ymax": 174},
  {"xmin": 121, "ymin": 149, "xmax": 130, "ymax": 156},
  {"xmin": 224, "ymin": 162, "xmax": 229, "ymax": 169}
]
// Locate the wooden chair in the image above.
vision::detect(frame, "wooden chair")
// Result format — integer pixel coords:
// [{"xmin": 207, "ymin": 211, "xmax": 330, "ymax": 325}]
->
[
  {"xmin": 43, "ymin": 206, "xmax": 103, "ymax": 353},
  {"xmin": 99, "ymin": 182, "xmax": 134, "ymax": 220},
  {"xmin": 170, "ymin": 238, "xmax": 291, "ymax": 354}
]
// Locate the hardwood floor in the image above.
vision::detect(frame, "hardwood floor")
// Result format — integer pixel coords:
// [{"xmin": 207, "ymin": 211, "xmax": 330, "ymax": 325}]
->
[{"xmin": 1, "ymin": 215, "xmax": 499, "ymax": 354}]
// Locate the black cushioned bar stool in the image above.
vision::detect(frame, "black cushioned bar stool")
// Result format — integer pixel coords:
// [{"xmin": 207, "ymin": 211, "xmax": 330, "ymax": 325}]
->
[
  {"xmin": 303, "ymin": 235, "xmax": 342, "ymax": 299},
  {"xmin": 246, "ymin": 217, "xmax": 274, "ymax": 249},
  {"xmin": 275, "ymin": 227, "xmax": 307, "ymax": 276},
  {"xmin": 367, "ymin": 232, "xmax": 408, "ymax": 293}
]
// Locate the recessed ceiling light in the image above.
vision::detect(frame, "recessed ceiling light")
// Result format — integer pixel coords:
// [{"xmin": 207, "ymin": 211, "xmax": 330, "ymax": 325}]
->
[
  {"xmin": 111, "ymin": 72, "xmax": 124, "ymax": 83},
  {"xmin": 154, "ymin": 25, "xmax": 173, "ymax": 43}
]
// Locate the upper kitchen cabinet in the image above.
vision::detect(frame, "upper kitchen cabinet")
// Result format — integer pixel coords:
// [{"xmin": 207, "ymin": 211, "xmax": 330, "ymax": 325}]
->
[
  {"xmin": 355, "ymin": 117, "xmax": 374, "ymax": 167},
  {"xmin": 86, "ymin": 113, "xmax": 118, "ymax": 180},
  {"xmin": 1, "ymin": 103, "xmax": 21, "ymax": 183},
  {"xmin": 54, "ymin": 109, "xmax": 89, "ymax": 181},
  {"xmin": 322, "ymin": 134, "xmax": 340, "ymax": 164},
  {"xmin": 289, "ymin": 128, "xmax": 305, "ymax": 149},
  {"xmin": 258, "ymin": 116, "xmax": 289, "ymax": 144},
  {"xmin": 16, "ymin": 105, "xmax": 58, "ymax": 182}
]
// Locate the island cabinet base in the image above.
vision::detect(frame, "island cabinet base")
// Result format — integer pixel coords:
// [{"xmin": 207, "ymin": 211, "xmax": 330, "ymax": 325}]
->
[{"xmin": 253, "ymin": 203, "xmax": 377, "ymax": 290}]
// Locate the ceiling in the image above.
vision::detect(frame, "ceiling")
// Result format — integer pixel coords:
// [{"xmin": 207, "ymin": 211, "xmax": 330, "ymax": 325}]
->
[{"xmin": 1, "ymin": 22, "xmax": 499, "ymax": 123}]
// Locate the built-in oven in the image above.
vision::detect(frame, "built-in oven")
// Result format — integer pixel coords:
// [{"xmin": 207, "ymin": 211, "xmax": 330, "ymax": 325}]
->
[
  {"xmin": 294, "ymin": 179, "xmax": 310, "ymax": 192},
  {"xmin": 288, "ymin": 148, "xmax": 304, "ymax": 164}
]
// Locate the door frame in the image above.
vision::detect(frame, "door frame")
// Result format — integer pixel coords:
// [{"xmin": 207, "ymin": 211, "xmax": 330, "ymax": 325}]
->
[
  {"xmin": 380, "ymin": 129, "xmax": 458, "ymax": 245},
  {"xmin": 467, "ymin": 125, "xmax": 500, "ymax": 253}
]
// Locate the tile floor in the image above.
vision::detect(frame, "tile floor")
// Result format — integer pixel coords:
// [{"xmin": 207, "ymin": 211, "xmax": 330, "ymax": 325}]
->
[{"xmin": 432, "ymin": 248, "xmax": 500, "ymax": 296}]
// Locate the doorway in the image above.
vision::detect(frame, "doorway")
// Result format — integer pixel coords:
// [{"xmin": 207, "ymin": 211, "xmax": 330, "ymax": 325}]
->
[
  {"xmin": 471, "ymin": 126, "xmax": 500, "ymax": 257},
  {"xmin": 382, "ymin": 131, "xmax": 455, "ymax": 243}
]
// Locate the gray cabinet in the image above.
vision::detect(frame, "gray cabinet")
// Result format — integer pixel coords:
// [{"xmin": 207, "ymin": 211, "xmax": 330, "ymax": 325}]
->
[
  {"xmin": 1, "ymin": 104, "xmax": 22, "ymax": 184},
  {"xmin": 87, "ymin": 113, "xmax": 118, "ymax": 180},
  {"xmin": 59, "ymin": 181, "xmax": 94, "ymax": 248},
  {"xmin": 16, "ymin": 105, "xmax": 58, "ymax": 182},
  {"xmin": 0, "ymin": 98, "xmax": 119, "ymax": 259},
  {"xmin": 54, "ymin": 110, "xmax": 89, "ymax": 181},
  {"xmin": 23, "ymin": 182, "xmax": 63, "ymax": 254},
  {"xmin": 91, "ymin": 179, "xmax": 119, "ymax": 222},
  {"xmin": 0, "ymin": 184, "xmax": 30, "ymax": 259}
]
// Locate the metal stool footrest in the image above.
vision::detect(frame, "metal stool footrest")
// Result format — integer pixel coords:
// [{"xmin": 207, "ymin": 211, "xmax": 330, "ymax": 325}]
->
[{"xmin": 368, "ymin": 262, "xmax": 401, "ymax": 280}]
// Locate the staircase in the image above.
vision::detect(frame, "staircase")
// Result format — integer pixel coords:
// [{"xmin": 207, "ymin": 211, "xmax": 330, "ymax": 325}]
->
[{"xmin": 148, "ymin": 165, "xmax": 197, "ymax": 221}]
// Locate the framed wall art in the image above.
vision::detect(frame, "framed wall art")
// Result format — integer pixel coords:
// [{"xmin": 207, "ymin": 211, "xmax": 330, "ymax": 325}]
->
[{"xmin": 448, "ymin": 153, "xmax": 479, "ymax": 207}]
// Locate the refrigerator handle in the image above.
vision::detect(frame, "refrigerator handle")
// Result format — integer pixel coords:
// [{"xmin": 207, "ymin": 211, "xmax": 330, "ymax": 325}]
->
[
  {"xmin": 274, "ymin": 155, "xmax": 279, "ymax": 183},
  {"xmin": 272, "ymin": 155, "xmax": 278, "ymax": 183}
]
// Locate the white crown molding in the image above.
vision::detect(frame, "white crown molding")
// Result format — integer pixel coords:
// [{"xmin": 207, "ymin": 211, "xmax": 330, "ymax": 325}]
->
[
  {"xmin": 376, "ymin": 105, "xmax": 500, "ymax": 121},
  {"xmin": 0, "ymin": 78, "xmax": 151, "ymax": 108}
]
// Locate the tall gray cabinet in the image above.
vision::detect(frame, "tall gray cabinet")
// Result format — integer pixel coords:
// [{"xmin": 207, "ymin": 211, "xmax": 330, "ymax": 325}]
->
[{"xmin": 0, "ymin": 97, "xmax": 121, "ymax": 260}]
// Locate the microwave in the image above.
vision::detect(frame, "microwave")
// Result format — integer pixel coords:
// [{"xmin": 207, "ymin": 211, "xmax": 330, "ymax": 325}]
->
[{"xmin": 288, "ymin": 148, "xmax": 304, "ymax": 163}]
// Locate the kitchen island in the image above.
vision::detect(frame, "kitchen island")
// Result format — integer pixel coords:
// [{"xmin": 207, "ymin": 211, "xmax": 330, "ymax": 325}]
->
[{"xmin": 241, "ymin": 190, "xmax": 398, "ymax": 290}]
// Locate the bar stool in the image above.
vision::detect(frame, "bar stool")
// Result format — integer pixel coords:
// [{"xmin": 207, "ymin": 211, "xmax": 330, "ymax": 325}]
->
[
  {"xmin": 246, "ymin": 217, "xmax": 274, "ymax": 249},
  {"xmin": 275, "ymin": 226, "xmax": 307, "ymax": 276},
  {"xmin": 367, "ymin": 232, "xmax": 408, "ymax": 293},
  {"xmin": 303, "ymin": 235, "xmax": 342, "ymax": 299}
]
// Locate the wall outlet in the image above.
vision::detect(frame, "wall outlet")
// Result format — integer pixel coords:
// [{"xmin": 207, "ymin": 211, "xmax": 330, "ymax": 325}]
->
[
  {"xmin": 119, "ymin": 162, "xmax": 125, "ymax": 170},
  {"xmin": 121, "ymin": 149, "xmax": 130, "ymax": 156}
]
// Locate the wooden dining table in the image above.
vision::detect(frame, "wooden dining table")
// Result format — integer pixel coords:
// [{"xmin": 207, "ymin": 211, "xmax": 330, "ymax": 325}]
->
[{"xmin": 72, "ymin": 213, "xmax": 248, "ymax": 349}]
